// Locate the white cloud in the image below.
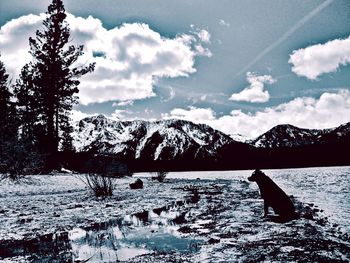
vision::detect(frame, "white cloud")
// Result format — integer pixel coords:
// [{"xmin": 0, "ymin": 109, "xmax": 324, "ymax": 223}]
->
[
  {"xmin": 197, "ymin": 29, "xmax": 211, "ymax": 43},
  {"xmin": 229, "ymin": 72, "xmax": 276, "ymax": 103},
  {"xmin": 289, "ymin": 36, "xmax": 350, "ymax": 80},
  {"xmin": 168, "ymin": 87, "xmax": 176, "ymax": 101},
  {"xmin": 111, "ymin": 109, "xmax": 131, "ymax": 120},
  {"xmin": 0, "ymin": 14, "xmax": 47, "ymax": 78},
  {"xmin": 161, "ymin": 86, "xmax": 175, "ymax": 102},
  {"xmin": 112, "ymin": 100, "xmax": 134, "ymax": 107},
  {"xmin": 70, "ymin": 110, "xmax": 95, "ymax": 122},
  {"xmin": 162, "ymin": 106, "xmax": 216, "ymax": 123},
  {"xmin": 194, "ymin": 44, "xmax": 212, "ymax": 57},
  {"xmin": 0, "ymin": 13, "xmax": 212, "ymax": 105},
  {"xmin": 72, "ymin": 109, "xmax": 131, "ymax": 122},
  {"xmin": 219, "ymin": 19, "xmax": 230, "ymax": 27},
  {"xmin": 163, "ymin": 90, "xmax": 350, "ymax": 139}
]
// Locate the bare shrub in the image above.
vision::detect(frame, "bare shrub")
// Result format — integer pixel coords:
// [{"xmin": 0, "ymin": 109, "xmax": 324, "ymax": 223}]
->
[
  {"xmin": 78, "ymin": 155, "xmax": 132, "ymax": 197},
  {"xmin": 152, "ymin": 171, "xmax": 168, "ymax": 182},
  {"xmin": 0, "ymin": 141, "xmax": 44, "ymax": 181},
  {"xmin": 84, "ymin": 174, "xmax": 114, "ymax": 197}
]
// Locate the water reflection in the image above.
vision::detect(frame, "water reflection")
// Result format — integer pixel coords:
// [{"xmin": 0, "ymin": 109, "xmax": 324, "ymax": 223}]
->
[
  {"xmin": 69, "ymin": 204, "xmax": 202, "ymax": 262},
  {"xmin": 0, "ymin": 201, "xmax": 202, "ymax": 262}
]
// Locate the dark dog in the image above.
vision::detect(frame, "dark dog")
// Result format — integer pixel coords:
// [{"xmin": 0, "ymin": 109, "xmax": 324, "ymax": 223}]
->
[{"xmin": 248, "ymin": 169, "xmax": 297, "ymax": 222}]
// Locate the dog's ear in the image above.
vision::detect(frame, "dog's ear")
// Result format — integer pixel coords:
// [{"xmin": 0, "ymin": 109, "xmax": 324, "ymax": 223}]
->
[
  {"xmin": 254, "ymin": 169, "xmax": 266, "ymax": 177},
  {"xmin": 253, "ymin": 169, "xmax": 261, "ymax": 174}
]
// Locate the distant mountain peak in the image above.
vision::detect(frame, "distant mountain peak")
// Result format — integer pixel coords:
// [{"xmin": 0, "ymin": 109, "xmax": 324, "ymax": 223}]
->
[
  {"xmin": 250, "ymin": 123, "xmax": 350, "ymax": 148},
  {"xmin": 72, "ymin": 116, "xmax": 233, "ymax": 161}
]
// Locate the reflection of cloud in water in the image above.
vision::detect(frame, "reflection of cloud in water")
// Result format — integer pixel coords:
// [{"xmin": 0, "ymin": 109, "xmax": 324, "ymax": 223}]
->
[{"xmin": 68, "ymin": 202, "xmax": 202, "ymax": 262}]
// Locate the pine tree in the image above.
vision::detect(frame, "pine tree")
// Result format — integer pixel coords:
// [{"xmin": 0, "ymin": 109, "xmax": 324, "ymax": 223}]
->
[
  {"xmin": 61, "ymin": 118, "xmax": 75, "ymax": 152},
  {"xmin": 0, "ymin": 55, "xmax": 11, "ymax": 160},
  {"xmin": 14, "ymin": 63, "xmax": 41, "ymax": 143},
  {"xmin": 0, "ymin": 55, "xmax": 11, "ymax": 126},
  {"xmin": 24, "ymin": 0, "xmax": 94, "ymax": 158},
  {"xmin": 0, "ymin": 55, "xmax": 14, "ymax": 169},
  {"xmin": 0, "ymin": 56, "xmax": 44, "ymax": 178}
]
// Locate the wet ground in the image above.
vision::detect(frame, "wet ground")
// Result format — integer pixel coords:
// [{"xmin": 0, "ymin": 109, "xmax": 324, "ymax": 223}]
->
[{"xmin": 0, "ymin": 167, "xmax": 350, "ymax": 262}]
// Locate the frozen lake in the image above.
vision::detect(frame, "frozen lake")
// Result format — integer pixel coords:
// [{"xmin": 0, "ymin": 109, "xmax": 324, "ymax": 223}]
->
[{"xmin": 1, "ymin": 166, "xmax": 349, "ymax": 262}]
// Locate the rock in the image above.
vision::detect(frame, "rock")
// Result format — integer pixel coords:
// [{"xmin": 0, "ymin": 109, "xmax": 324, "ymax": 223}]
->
[
  {"xmin": 303, "ymin": 212, "xmax": 314, "ymax": 220},
  {"xmin": 153, "ymin": 206, "xmax": 166, "ymax": 215},
  {"xmin": 53, "ymin": 212, "xmax": 60, "ymax": 217},
  {"xmin": 130, "ymin": 178, "xmax": 143, "ymax": 189},
  {"xmin": 178, "ymin": 226, "xmax": 193, "ymax": 233},
  {"xmin": 208, "ymin": 238, "xmax": 220, "ymax": 244},
  {"xmin": 20, "ymin": 218, "xmax": 33, "ymax": 224},
  {"xmin": 190, "ymin": 188, "xmax": 200, "ymax": 203},
  {"xmin": 173, "ymin": 212, "xmax": 187, "ymax": 224},
  {"xmin": 134, "ymin": 210, "xmax": 148, "ymax": 222}
]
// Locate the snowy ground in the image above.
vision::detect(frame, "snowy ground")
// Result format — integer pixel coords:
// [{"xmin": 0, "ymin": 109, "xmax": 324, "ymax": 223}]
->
[{"xmin": 0, "ymin": 167, "xmax": 349, "ymax": 262}]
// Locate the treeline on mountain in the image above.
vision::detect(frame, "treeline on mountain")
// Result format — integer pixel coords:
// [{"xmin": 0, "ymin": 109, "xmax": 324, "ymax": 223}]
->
[
  {"xmin": 59, "ymin": 135, "xmax": 350, "ymax": 174},
  {"xmin": 217, "ymin": 138, "xmax": 350, "ymax": 170},
  {"xmin": 0, "ymin": 0, "xmax": 94, "ymax": 177}
]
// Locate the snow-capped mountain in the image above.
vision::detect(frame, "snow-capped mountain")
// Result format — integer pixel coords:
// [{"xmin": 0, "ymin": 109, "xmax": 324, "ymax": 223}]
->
[
  {"xmin": 251, "ymin": 123, "xmax": 350, "ymax": 148},
  {"xmin": 72, "ymin": 115, "xmax": 350, "ymax": 165},
  {"xmin": 72, "ymin": 115, "xmax": 233, "ymax": 161}
]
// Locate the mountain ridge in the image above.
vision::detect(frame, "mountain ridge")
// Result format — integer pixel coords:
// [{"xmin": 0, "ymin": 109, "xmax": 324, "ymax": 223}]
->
[
  {"xmin": 69, "ymin": 115, "xmax": 350, "ymax": 171},
  {"xmin": 73, "ymin": 115, "xmax": 233, "ymax": 161},
  {"xmin": 251, "ymin": 122, "xmax": 350, "ymax": 148},
  {"xmin": 73, "ymin": 115, "xmax": 350, "ymax": 152}
]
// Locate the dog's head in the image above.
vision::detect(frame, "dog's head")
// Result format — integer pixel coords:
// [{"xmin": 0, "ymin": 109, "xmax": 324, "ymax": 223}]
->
[{"xmin": 248, "ymin": 169, "xmax": 265, "ymax": 182}]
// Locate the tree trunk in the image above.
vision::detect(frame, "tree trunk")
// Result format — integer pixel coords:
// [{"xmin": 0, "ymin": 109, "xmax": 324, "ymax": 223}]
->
[{"xmin": 55, "ymin": 105, "xmax": 59, "ymax": 150}]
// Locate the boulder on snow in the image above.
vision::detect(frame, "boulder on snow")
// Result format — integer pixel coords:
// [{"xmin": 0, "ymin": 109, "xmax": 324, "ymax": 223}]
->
[{"xmin": 130, "ymin": 178, "xmax": 143, "ymax": 189}]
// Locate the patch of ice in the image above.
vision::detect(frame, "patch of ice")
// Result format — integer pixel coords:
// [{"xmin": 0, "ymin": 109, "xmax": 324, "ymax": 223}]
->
[
  {"xmin": 280, "ymin": 246, "xmax": 304, "ymax": 253},
  {"xmin": 69, "ymin": 228, "xmax": 86, "ymax": 241},
  {"xmin": 196, "ymin": 219, "xmax": 213, "ymax": 225},
  {"xmin": 116, "ymin": 246, "xmax": 151, "ymax": 261},
  {"xmin": 112, "ymin": 226, "xmax": 124, "ymax": 239}
]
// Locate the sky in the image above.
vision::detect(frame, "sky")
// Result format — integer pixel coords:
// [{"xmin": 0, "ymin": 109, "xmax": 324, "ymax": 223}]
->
[{"xmin": 1, "ymin": 0, "xmax": 350, "ymax": 139}]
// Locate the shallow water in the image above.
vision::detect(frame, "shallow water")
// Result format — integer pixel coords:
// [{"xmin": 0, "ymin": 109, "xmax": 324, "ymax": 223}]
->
[
  {"xmin": 69, "ymin": 203, "xmax": 202, "ymax": 262},
  {"xmin": 0, "ymin": 198, "xmax": 203, "ymax": 262}
]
